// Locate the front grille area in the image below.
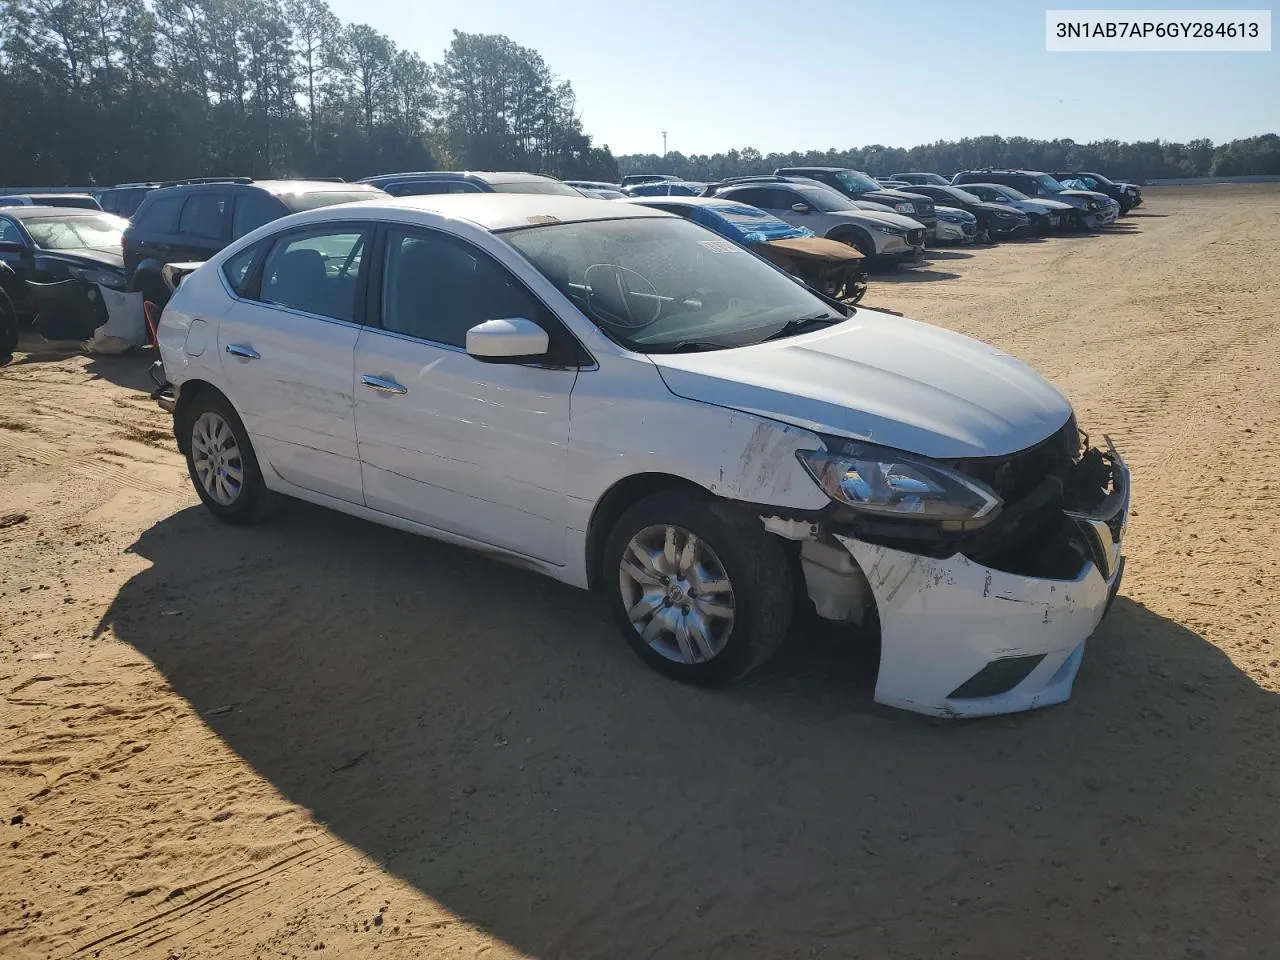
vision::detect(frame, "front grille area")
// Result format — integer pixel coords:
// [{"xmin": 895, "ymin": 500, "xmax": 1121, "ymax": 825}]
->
[
  {"xmin": 906, "ymin": 228, "xmax": 925, "ymax": 246},
  {"xmin": 953, "ymin": 417, "xmax": 1079, "ymax": 503}
]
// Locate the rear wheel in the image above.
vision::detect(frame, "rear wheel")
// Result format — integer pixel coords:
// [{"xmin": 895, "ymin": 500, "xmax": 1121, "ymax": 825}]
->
[
  {"xmin": 183, "ymin": 391, "xmax": 276, "ymax": 524},
  {"xmin": 0, "ymin": 293, "xmax": 17, "ymax": 361},
  {"xmin": 604, "ymin": 490, "xmax": 792, "ymax": 686}
]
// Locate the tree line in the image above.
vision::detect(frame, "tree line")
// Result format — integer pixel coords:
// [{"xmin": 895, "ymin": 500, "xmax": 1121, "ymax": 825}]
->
[
  {"xmin": 0, "ymin": 0, "xmax": 620, "ymax": 186},
  {"xmin": 618, "ymin": 133, "xmax": 1280, "ymax": 183}
]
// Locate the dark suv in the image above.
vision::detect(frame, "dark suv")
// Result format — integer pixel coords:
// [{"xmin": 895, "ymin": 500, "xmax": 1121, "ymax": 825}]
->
[
  {"xmin": 774, "ymin": 166, "xmax": 938, "ymax": 236},
  {"xmin": 358, "ymin": 171, "xmax": 582, "ymax": 197},
  {"xmin": 1051, "ymin": 171, "xmax": 1141, "ymax": 213},
  {"xmin": 124, "ymin": 178, "xmax": 385, "ymax": 305}
]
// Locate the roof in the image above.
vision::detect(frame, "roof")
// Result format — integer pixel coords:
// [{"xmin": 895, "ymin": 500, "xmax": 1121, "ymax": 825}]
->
[
  {"xmin": 361, "ymin": 171, "xmax": 562, "ymax": 185},
  {"xmin": 247, "ymin": 180, "xmax": 382, "ymax": 195},
  {"xmin": 336, "ymin": 193, "xmax": 671, "ymax": 231},
  {"xmin": 0, "ymin": 205, "xmax": 115, "ymax": 220}
]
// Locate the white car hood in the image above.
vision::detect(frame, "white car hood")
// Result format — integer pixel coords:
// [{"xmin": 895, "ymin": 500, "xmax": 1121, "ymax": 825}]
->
[
  {"xmin": 651, "ymin": 308, "xmax": 1073, "ymax": 459},
  {"xmin": 840, "ymin": 209, "xmax": 923, "ymax": 231},
  {"xmin": 1018, "ymin": 198, "xmax": 1075, "ymax": 213}
]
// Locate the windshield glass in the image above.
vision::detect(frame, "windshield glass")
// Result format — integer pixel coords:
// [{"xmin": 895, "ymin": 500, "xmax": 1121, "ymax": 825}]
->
[
  {"xmin": 503, "ymin": 217, "xmax": 842, "ymax": 352},
  {"xmin": 1083, "ymin": 172, "xmax": 1114, "ymax": 186},
  {"xmin": 944, "ymin": 187, "xmax": 982, "ymax": 204},
  {"xmin": 833, "ymin": 170, "xmax": 882, "ymax": 193},
  {"xmin": 25, "ymin": 213, "xmax": 127, "ymax": 250},
  {"xmin": 992, "ymin": 185, "xmax": 1029, "ymax": 200},
  {"xmin": 714, "ymin": 204, "xmax": 810, "ymax": 241},
  {"xmin": 490, "ymin": 179, "xmax": 583, "ymax": 197},
  {"xmin": 793, "ymin": 184, "xmax": 859, "ymax": 212},
  {"xmin": 284, "ymin": 190, "xmax": 385, "ymax": 211},
  {"xmin": 1034, "ymin": 174, "xmax": 1068, "ymax": 194}
]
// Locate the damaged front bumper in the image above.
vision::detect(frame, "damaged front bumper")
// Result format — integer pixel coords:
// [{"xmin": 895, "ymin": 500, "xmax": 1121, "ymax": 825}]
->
[{"xmin": 795, "ymin": 442, "xmax": 1129, "ymax": 718}]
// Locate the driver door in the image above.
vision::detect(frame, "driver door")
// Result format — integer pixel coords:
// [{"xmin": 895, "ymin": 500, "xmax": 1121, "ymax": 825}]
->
[{"xmin": 352, "ymin": 226, "xmax": 577, "ymax": 564}]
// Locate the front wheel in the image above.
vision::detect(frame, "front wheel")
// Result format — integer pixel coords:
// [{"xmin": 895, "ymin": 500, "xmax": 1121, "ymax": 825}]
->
[
  {"xmin": 603, "ymin": 490, "xmax": 793, "ymax": 686},
  {"xmin": 183, "ymin": 391, "xmax": 276, "ymax": 524},
  {"xmin": 0, "ymin": 294, "xmax": 17, "ymax": 361}
]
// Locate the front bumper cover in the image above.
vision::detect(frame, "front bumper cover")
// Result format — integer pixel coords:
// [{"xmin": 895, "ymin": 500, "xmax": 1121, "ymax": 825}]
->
[{"xmin": 837, "ymin": 447, "xmax": 1130, "ymax": 718}]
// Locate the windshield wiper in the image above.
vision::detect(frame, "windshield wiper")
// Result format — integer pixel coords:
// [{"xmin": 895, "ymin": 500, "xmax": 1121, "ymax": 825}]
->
[
  {"xmin": 761, "ymin": 313, "xmax": 842, "ymax": 343},
  {"xmin": 648, "ymin": 340, "xmax": 729, "ymax": 354}
]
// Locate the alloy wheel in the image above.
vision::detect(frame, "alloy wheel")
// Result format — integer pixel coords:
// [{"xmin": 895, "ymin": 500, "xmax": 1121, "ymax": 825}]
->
[{"xmin": 191, "ymin": 411, "xmax": 244, "ymax": 506}]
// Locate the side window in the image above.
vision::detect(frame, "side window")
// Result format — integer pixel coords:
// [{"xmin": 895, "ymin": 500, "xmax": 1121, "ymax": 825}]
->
[
  {"xmin": 258, "ymin": 229, "xmax": 367, "ymax": 322},
  {"xmin": 770, "ymin": 188, "xmax": 801, "ymax": 209},
  {"xmin": 380, "ymin": 229, "xmax": 542, "ymax": 348},
  {"xmin": 178, "ymin": 193, "xmax": 229, "ymax": 239},
  {"xmin": 386, "ymin": 181, "xmax": 447, "ymax": 197},
  {"xmin": 447, "ymin": 181, "xmax": 483, "ymax": 194},
  {"xmin": 726, "ymin": 187, "xmax": 773, "ymax": 208},
  {"xmin": 232, "ymin": 191, "xmax": 284, "ymax": 239},
  {"xmin": 221, "ymin": 241, "xmax": 263, "ymax": 296},
  {"xmin": 0, "ymin": 217, "xmax": 23, "ymax": 244},
  {"xmin": 135, "ymin": 195, "xmax": 183, "ymax": 232}
]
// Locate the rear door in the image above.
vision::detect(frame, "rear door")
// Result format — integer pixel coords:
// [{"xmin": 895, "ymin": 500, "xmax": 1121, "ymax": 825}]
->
[
  {"xmin": 352, "ymin": 224, "xmax": 577, "ymax": 563},
  {"xmin": 216, "ymin": 224, "xmax": 371, "ymax": 503},
  {"xmin": 174, "ymin": 190, "xmax": 232, "ymax": 262}
]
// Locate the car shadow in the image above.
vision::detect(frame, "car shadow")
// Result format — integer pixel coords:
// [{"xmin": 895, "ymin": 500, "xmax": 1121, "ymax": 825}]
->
[
  {"xmin": 870, "ymin": 266, "xmax": 961, "ymax": 283},
  {"xmin": 5, "ymin": 329, "xmax": 158, "ymax": 393},
  {"xmin": 921, "ymin": 249, "xmax": 974, "ymax": 261},
  {"xmin": 96, "ymin": 502, "xmax": 1280, "ymax": 957},
  {"xmin": 1125, "ymin": 211, "xmax": 1167, "ymax": 218}
]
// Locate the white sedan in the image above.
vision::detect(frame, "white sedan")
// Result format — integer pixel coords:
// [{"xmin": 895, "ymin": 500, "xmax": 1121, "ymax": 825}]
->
[{"xmin": 155, "ymin": 194, "xmax": 1129, "ymax": 717}]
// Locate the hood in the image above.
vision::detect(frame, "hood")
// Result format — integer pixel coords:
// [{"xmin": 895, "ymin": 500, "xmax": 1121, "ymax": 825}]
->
[
  {"xmin": 650, "ymin": 308, "xmax": 1073, "ymax": 460},
  {"xmin": 839, "ymin": 209, "xmax": 924, "ymax": 231},
  {"xmin": 36, "ymin": 247, "xmax": 126, "ymax": 272},
  {"xmin": 935, "ymin": 205, "xmax": 976, "ymax": 221},
  {"xmin": 972, "ymin": 201, "xmax": 1026, "ymax": 217},
  {"xmin": 1057, "ymin": 189, "xmax": 1112, "ymax": 207},
  {"xmin": 762, "ymin": 236, "xmax": 864, "ymax": 263},
  {"xmin": 1018, "ymin": 198, "xmax": 1074, "ymax": 213},
  {"xmin": 851, "ymin": 200, "xmax": 896, "ymax": 213}
]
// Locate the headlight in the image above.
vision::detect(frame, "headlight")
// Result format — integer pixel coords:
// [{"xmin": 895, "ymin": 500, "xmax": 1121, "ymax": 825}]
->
[
  {"xmin": 895, "ymin": 202, "xmax": 915, "ymax": 214},
  {"xmin": 796, "ymin": 442, "xmax": 1002, "ymax": 529},
  {"xmin": 68, "ymin": 265, "xmax": 127, "ymax": 288},
  {"xmin": 874, "ymin": 225, "xmax": 908, "ymax": 237}
]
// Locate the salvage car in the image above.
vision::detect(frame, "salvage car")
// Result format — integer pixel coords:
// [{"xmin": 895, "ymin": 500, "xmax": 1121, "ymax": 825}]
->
[
  {"xmin": 0, "ymin": 206, "xmax": 145, "ymax": 349},
  {"xmin": 1053, "ymin": 171, "xmax": 1141, "ymax": 213},
  {"xmin": 622, "ymin": 181, "xmax": 707, "ymax": 197},
  {"xmin": 0, "ymin": 193, "xmax": 102, "ymax": 210},
  {"xmin": 625, "ymin": 195, "xmax": 867, "ymax": 303},
  {"xmin": 895, "ymin": 184, "xmax": 1033, "ymax": 241},
  {"xmin": 951, "ymin": 169, "xmax": 1118, "ymax": 229},
  {"xmin": 359, "ymin": 171, "xmax": 582, "ymax": 198},
  {"xmin": 774, "ymin": 166, "xmax": 938, "ymax": 237},
  {"xmin": 154, "ymin": 193, "xmax": 1129, "ymax": 717},
  {"xmin": 705, "ymin": 179, "xmax": 927, "ymax": 261},
  {"xmin": 564, "ymin": 180, "xmax": 626, "ymax": 199},
  {"xmin": 124, "ymin": 178, "xmax": 386, "ymax": 309},
  {"xmin": 891, "ymin": 172, "xmax": 951, "ymax": 186},
  {"xmin": 952, "ymin": 182, "xmax": 1075, "ymax": 233},
  {"xmin": 932, "ymin": 205, "xmax": 979, "ymax": 243}
]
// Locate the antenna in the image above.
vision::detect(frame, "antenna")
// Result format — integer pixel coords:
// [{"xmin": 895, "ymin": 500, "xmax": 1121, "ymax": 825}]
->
[{"xmin": 662, "ymin": 130, "xmax": 668, "ymax": 157}]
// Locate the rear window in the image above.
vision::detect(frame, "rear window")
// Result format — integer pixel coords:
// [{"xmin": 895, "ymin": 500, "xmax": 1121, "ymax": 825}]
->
[
  {"xmin": 178, "ymin": 194, "xmax": 228, "ymax": 239},
  {"xmin": 133, "ymin": 195, "xmax": 183, "ymax": 232},
  {"xmin": 278, "ymin": 190, "xmax": 383, "ymax": 212}
]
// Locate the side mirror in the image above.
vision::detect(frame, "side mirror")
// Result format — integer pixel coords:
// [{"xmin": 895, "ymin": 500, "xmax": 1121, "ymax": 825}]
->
[
  {"xmin": 466, "ymin": 317, "xmax": 550, "ymax": 363},
  {"xmin": 791, "ymin": 203, "xmax": 811, "ymax": 214}
]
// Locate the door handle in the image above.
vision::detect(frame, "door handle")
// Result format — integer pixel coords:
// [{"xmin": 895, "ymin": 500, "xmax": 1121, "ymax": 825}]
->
[
  {"xmin": 361, "ymin": 374, "xmax": 407, "ymax": 395},
  {"xmin": 225, "ymin": 343, "xmax": 260, "ymax": 360}
]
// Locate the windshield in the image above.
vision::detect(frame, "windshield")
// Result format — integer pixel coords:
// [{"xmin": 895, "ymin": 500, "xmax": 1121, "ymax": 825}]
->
[
  {"xmin": 284, "ymin": 190, "xmax": 385, "ymax": 211},
  {"xmin": 491, "ymin": 179, "xmax": 583, "ymax": 197},
  {"xmin": 713, "ymin": 204, "xmax": 810, "ymax": 241},
  {"xmin": 793, "ymin": 184, "xmax": 859, "ymax": 213},
  {"xmin": 992, "ymin": 185, "xmax": 1029, "ymax": 201},
  {"xmin": 834, "ymin": 170, "xmax": 883, "ymax": 193},
  {"xmin": 1034, "ymin": 174, "xmax": 1068, "ymax": 194},
  {"xmin": 503, "ymin": 217, "xmax": 842, "ymax": 352},
  {"xmin": 25, "ymin": 213, "xmax": 127, "ymax": 250},
  {"xmin": 944, "ymin": 187, "xmax": 982, "ymax": 204}
]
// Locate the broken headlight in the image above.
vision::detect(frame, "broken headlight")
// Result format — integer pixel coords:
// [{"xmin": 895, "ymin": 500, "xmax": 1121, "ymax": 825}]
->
[{"xmin": 797, "ymin": 441, "xmax": 1002, "ymax": 529}]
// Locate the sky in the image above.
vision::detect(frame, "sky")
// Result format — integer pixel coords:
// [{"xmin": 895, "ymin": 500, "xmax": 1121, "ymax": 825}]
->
[{"xmin": 326, "ymin": 0, "xmax": 1278, "ymax": 156}]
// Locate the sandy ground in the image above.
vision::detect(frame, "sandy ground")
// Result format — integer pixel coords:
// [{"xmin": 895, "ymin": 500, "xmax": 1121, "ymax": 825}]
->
[{"xmin": 1, "ymin": 185, "xmax": 1278, "ymax": 960}]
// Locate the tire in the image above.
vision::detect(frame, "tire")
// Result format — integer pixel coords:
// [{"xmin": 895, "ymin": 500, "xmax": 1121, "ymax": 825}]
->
[
  {"xmin": 833, "ymin": 229, "xmax": 875, "ymax": 261},
  {"xmin": 182, "ymin": 390, "xmax": 276, "ymax": 524},
  {"xmin": 603, "ymin": 489, "xmax": 793, "ymax": 686},
  {"xmin": 0, "ymin": 292, "xmax": 17, "ymax": 361}
]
